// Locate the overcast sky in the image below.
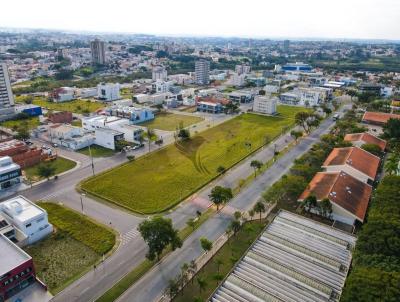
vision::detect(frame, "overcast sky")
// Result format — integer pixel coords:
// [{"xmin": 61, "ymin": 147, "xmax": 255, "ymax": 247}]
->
[{"xmin": 2, "ymin": 0, "xmax": 399, "ymax": 40}]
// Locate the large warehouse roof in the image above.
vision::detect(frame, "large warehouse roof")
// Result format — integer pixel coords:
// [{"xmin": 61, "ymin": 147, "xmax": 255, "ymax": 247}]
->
[{"xmin": 210, "ymin": 210, "xmax": 356, "ymax": 302}]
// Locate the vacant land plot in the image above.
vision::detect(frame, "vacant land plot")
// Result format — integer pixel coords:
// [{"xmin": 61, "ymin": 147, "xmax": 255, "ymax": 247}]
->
[
  {"xmin": 140, "ymin": 112, "xmax": 203, "ymax": 131},
  {"xmin": 24, "ymin": 157, "xmax": 77, "ymax": 182},
  {"xmin": 32, "ymin": 98, "xmax": 104, "ymax": 114},
  {"xmin": 0, "ymin": 116, "xmax": 40, "ymax": 130},
  {"xmin": 78, "ymin": 144, "xmax": 115, "ymax": 157},
  {"xmin": 24, "ymin": 203, "xmax": 115, "ymax": 293},
  {"xmin": 82, "ymin": 106, "xmax": 305, "ymax": 214}
]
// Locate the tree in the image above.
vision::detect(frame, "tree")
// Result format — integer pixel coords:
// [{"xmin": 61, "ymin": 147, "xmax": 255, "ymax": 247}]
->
[
  {"xmin": 233, "ymin": 211, "xmax": 242, "ymax": 221},
  {"xmin": 290, "ymin": 130, "xmax": 303, "ymax": 143},
  {"xmin": 180, "ymin": 262, "xmax": 189, "ymax": 295},
  {"xmin": 361, "ymin": 143, "xmax": 382, "ymax": 157},
  {"xmin": 167, "ymin": 278, "xmax": 179, "ymax": 299},
  {"xmin": 253, "ymin": 201, "xmax": 266, "ymax": 221},
  {"xmin": 196, "ymin": 277, "xmax": 207, "ymax": 294},
  {"xmin": 37, "ymin": 163, "xmax": 56, "ymax": 180},
  {"xmin": 384, "ymin": 153, "xmax": 399, "ymax": 175},
  {"xmin": 295, "ymin": 111, "xmax": 320, "ymax": 134},
  {"xmin": 188, "ymin": 260, "xmax": 197, "ymax": 284},
  {"xmin": 230, "ymin": 219, "xmax": 241, "ymax": 235},
  {"xmin": 248, "ymin": 209, "xmax": 255, "ymax": 220},
  {"xmin": 302, "ymin": 195, "xmax": 318, "ymax": 214},
  {"xmin": 186, "ymin": 218, "xmax": 196, "ymax": 231},
  {"xmin": 216, "ymin": 166, "xmax": 226, "ymax": 174},
  {"xmin": 320, "ymin": 198, "xmax": 332, "ymax": 218},
  {"xmin": 209, "ymin": 186, "xmax": 233, "ymax": 211},
  {"xmin": 55, "ymin": 69, "xmax": 73, "ymax": 80},
  {"xmin": 138, "ymin": 216, "xmax": 182, "ymax": 261},
  {"xmin": 383, "ymin": 118, "xmax": 400, "ymax": 140},
  {"xmin": 143, "ymin": 128, "xmax": 157, "ymax": 152},
  {"xmin": 212, "ymin": 273, "xmax": 224, "ymax": 286},
  {"xmin": 215, "ymin": 258, "xmax": 224, "ymax": 273},
  {"xmin": 250, "ymin": 160, "xmax": 263, "ymax": 177},
  {"xmin": 177, "ymin": 128, "xmax": 190, "ymax": 141},
  {"xmin": 14, "ymin": 125, "xmax": 30, "ymax": 140},
  {"xmin": 199, "ymin": 237, "xmax": 213, "ymax": 254}
]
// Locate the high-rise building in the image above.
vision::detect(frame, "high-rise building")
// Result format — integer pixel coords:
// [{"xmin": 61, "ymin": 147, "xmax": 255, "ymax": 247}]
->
[
  {"xmin": 195, "ymin": 59, "xmax": 210, "ymax": 85},
  {"xmin": 235, "ymin": 64, "xmax": 251, "ymax": 75},
  {"xmin": 90, "ymin": 39, "xmax": 106, "ymax": 65},
  {"xmin": 283, "ymin": 39, "xmax": 290, "ymax": 51},
  {"xmin": 152, "ymin": 66, "xmax": 167, "ymax": 81},
  {"xmin": 0, "ymin": 63, "xmax": 15, "ymax": 118}
]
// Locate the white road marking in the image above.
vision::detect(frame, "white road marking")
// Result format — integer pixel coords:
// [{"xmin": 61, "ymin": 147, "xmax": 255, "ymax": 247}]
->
[{"xmin": 120, "ymin": 229, "xmax": 140, "ymax": 246}]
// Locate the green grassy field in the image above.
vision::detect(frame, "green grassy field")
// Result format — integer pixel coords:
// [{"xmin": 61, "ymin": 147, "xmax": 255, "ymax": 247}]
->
[
  {"xmin": 173, "ymin": 220, "xmax": 267, "ymax": 302},
  {"xmin": 78, "ymin": 144, "xmax": 116, "ymax": 157},
  {"xmin": 32, "ymin": 97, "xmax": 104, "ymax": 114},
  {"xmin": 81, "ymin": 106, "xmax": 304, "ymax": 214},
  {"xmin": 0, "ymin": 116, "xmax": 40, "ymax": 130},
  {"xmin": 24, "ymin": 157, "xmax": 77, "ymax": 182},
  {"xmin": 24, "ymin": 203, "xmax": 116, "ymax": 293},
  {"xmin": 139, "ymin": 112, "xmax": 204, "ymax": 131}
]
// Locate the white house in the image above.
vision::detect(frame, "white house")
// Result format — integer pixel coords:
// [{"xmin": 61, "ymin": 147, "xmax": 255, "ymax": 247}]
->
[
  {"xmin": 95, "ymin": 128, "xmax": 124, "ymax": 150},
  {"xmin": 49, "ymin": 124, "xmax": 94, "ymax": 150},
  {"xmin": 0, "ymin": 196, "xmax": 53, "ymax": 244},
  {"xmin": 253, "ymin": 95, "xmax": 278, "ymax": 115},
  {"xmin": 97, "ymin": 83, "xmax": 120, "ymax": 101},
  {"xmin": 0, "ymin": 156, "xmax": 22, "ymax": 192}
]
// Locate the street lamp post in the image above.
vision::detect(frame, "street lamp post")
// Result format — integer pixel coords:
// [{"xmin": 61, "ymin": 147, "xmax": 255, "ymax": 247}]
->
[
  {"xmin": 80, "ymin": 193, "xmax": 86, "ymax": 214},
  {"xmin": 88, "ymin": 144, "xmax": 95, "ymax": 176}
]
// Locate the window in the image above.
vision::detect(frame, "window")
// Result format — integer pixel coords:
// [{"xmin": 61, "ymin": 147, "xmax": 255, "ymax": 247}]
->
[
  {"xmin": 25, "ymin": 223, "xmax": 32, "ymax": 228},
  {"xmin": 36, "ymin": 217, "xmax": 44, "ymax": 223}
]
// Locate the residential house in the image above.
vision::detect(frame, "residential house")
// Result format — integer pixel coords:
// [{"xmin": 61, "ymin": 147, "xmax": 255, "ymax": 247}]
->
[{"xmin": 344, "ymin": 132, "xmax": 387, "ymax": 151}]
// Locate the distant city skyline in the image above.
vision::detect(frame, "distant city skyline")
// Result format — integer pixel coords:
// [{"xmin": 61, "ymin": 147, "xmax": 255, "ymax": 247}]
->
[{"xmin": 2, "ymin": 0, "xmax": 400, "ymax": 40}]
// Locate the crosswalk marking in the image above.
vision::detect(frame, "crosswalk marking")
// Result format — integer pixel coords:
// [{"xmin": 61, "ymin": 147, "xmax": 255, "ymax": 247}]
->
[
  {"xmin": 41, "ymin": 187, "xmax": 71, "ymax": 201},
  {"xmin": 120, "ymin": 229, "xmax": 140, "ymax": 246}
]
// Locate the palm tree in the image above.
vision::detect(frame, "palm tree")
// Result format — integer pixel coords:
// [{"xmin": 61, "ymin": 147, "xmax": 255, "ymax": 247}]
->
[
  {"xmin": 385, "ymin": 154, "xmax": 399, "ymax": 175},
  {"xmin": 197, "ymin": 277, "xmax": 207, "ymax": 294},
  {"xmin": 250, "ymin": 160, "xmax": 263, "ymax": 177},
  {"xmin": 248, "ymin": 209, "xmax": 255, "ymax": 220},
  {"xmin": 209, "ymin": 186, "xmax": 233, "ymax": 211},
  {"xmin": 143, "ymin": 128, "xmax": 157, "ymax": 152},
  {"xmin": 253, "ymin": 201, "xmax": 266, "ymax": 222},
  {"xmin": 230, "ymin": 219, "xmax": 241, "ymax": 235}
]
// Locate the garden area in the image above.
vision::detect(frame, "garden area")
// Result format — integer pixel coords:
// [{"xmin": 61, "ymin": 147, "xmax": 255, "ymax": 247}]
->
[
  {"xmin": 24, "ymin": 202, "xmax": 116, "ymax": 294},
  {"xmin": 81, "ymin": 106, "xmax": 305, "ymax": 214},
  {"xmin": 24, "ymin": 157, "xmax": 77, "ymax": 182},
  {"xmin": 173, "ymin": 220, "xmax": 267, "ymax": 302},
  {"xmin": 78, "ymin": 144, "xmax": 116, "ymax": 157},
  {"xmin": 139, "ymin": 112, "xmax": 204, "ymax": 131}
]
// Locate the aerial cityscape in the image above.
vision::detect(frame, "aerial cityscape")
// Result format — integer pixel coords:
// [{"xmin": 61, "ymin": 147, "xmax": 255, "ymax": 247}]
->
[{"xmin": 0, "ymin": 1, "xmax": 399, "ymax": 302}]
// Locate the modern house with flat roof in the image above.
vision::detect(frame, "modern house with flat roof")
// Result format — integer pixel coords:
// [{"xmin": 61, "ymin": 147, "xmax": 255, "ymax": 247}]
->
[
  {"xmin": 95, "ymin": 128, "xmax": 124, "ymax": 150},
  {"xmin": 0, "ymin": 196, "xmax": 53, "ymax": 244},
  {"xmin": 0, "ymin": 234, "xmax": 36, "ymax": 301},
  {"xmin": 210, "ymin": 210, "xmax": 356, "ymax": 302},
  {"xmin": 322, "ymin": 147, "xmax": 380, "ymax": 184},
  {"xmin": 0, "ymin": 156, "xmax": 22, "ymax": 192}
]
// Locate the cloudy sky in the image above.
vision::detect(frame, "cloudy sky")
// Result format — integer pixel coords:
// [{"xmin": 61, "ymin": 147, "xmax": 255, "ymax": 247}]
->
[{"xmin": 2, "ymin": 0, "xmax": 399, "ymax": 40}]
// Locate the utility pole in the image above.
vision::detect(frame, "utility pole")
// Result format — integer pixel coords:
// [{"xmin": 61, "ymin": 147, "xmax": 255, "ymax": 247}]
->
[
  {"xmin": 88, "ymin": 144, "xmax": 95, "ymax": 176},
  {"xmin": 80, "ymin": 193, "xmax": 86, "ymax": 214}
]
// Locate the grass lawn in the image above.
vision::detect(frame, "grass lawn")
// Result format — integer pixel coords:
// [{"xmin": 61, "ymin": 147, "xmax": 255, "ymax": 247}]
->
[
  {"xmin": 78, "ymin": 144, "xmax": 115, "ymax": 157},
  {"xmin": 71, "ymin": 119, "xmax": 82, "ymax": 127},
  {"xmin": 173, "ymin": 220, "xmax": 267, "ymax": 302},
  {"xmin": 24, "ymin": 157, "xmax": 77, "ymax": 182},
  {"xmin": 82, "ymin": 106, "xmax": 306, "ymax": 214},
  {"xmin": 0, "ymin": 116, "xmax": 40, "ymax": 130},
  {"xmin": 139, "ymin": 112, "xmax": 204, "ymax": 131},
  {"xmin": 24, "ymin": 203, "xmax": 116, "ymax": 293},
  {"xmin": 32, "ymin": 97, "xmax": 104, "ymax": 114}
]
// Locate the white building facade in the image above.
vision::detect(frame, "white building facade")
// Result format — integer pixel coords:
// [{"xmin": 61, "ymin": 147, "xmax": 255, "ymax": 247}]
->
[
  {"xmin": 253, "ymin": 95, "xmax": 278, "ymax": 115},
  {"xmin": 97, "ymin": 83, "xmax": 120, "ymax": 101}
]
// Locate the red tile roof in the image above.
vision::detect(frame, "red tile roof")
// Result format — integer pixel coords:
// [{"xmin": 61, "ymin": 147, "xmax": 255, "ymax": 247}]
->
[
  {"xmin": 322, "ymin": 147, "xmax": 380, "ymax": 180},
  {"xmin": 299, "ymin": 171, "xmax": 372, "ymax": 221},
  {"xmin": 362, "ymin": 111, "xmax": 400, "ymax": 125},
  {"xmin": 196, "ymin": 96, "xmax": 230, "ymax": 105},
  {"xmin": 344, "ymin": 132, "xmax": 387, "ymax": 151}
]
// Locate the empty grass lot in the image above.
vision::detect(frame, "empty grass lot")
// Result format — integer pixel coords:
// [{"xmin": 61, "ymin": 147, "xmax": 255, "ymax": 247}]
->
[
  {"xmin": 24, "ymin": 203, "xmax": 116, "ymax": 293},
  {"xmin": 24, "ymin": 157, "xmax": 77, "ymax": 182},
  {"xmin": 32, "ymin": 97, "xmax": 104, "ymax": 114},
  {"xmin": 78, "ymin": 144, "xmax": 116, "ymax": 157},
  {"xmin": 0, "ymin": 116, "xmax": 40, "ymax": 130},
  {"xmin": 82, "ymin": 106, "xmax": 305, "ymax": 214},
  {"xmin": 139, "ymin": 112, "xmax": 204, "ymax": 131}
]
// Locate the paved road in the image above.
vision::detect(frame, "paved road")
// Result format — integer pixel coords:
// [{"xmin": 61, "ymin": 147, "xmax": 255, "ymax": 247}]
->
[{"xmin": 117, "ymin": 106, "xmax": 350, "ymax": 302}]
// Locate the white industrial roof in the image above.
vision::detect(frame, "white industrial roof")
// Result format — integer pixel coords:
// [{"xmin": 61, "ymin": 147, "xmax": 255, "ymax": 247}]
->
[
  {"xmin": 0, "ymin": 196, "xmax": 45, "ymax": 224},
  {"xmin": 0, "ymin": 234, "xmax": 31, "ymax": 276},
  {"xmin": 210, "ymin": 210, "xmax": 356, "ymax": 302}
]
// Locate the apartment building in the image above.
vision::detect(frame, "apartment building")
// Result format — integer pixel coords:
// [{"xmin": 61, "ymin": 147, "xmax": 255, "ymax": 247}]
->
[
  {"xmin": 0, "ymin": 63, "xmax": 15, "ymax": 120},
  {"xmin": 90, "ymin": 39, "xmax": 106, "ymax": 65},
  {"xmin": 253, "ymin": 95, "xmax": 278, "ymax": 115},
  {"xmin": 195, "ymin": 59, "xmax": 210, "ymax": 85}
]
